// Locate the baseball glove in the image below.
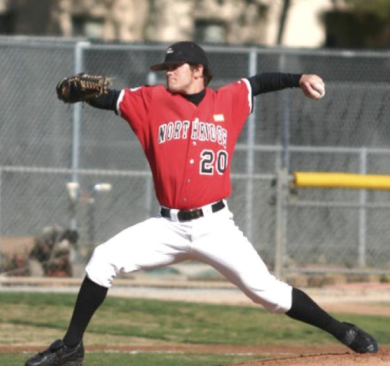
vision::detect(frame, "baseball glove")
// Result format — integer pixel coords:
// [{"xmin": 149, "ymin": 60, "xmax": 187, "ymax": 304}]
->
[{"xmin": 56, "ymin": 73, "xmax": 111, "ymax": 104}]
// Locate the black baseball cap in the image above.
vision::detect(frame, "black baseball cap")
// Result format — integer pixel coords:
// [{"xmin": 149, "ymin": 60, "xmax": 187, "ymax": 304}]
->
[{"xmin": 150, "ymin": 41, "xmax": 209, "ymax": 71}]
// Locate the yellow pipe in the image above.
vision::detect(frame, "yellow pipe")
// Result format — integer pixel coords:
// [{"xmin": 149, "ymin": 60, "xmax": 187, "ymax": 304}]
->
[{"xmin": 293, "ymin": 172, "xmax": 390, "ymax": 190}]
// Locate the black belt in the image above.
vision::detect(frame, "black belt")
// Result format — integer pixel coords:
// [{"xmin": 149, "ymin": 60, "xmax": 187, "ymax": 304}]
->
[{"xmin": 160, "ymin": 200, "xmax": 225, "ymax": 222}]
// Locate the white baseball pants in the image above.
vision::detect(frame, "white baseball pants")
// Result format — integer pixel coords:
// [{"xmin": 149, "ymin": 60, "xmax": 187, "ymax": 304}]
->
[{"xmin": 86, "ymin": 202, "xmax": 293, "ymax": 313}]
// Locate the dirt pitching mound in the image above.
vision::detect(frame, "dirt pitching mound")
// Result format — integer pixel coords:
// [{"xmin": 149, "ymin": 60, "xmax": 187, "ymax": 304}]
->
[{"xmin": 229, "ymin": 348, "xmax": 390, "ymax": 366}]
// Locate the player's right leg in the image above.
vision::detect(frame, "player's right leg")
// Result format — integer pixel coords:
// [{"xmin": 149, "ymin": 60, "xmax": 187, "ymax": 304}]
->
[
  {"xmin": 25, "ymin": 217, "xmax": 191, "ymax": 366},
  {"xmin": 25, "ymin": 339, "xmax": 84, "ymax": 366},
  {"xmin": 84, "ymin": 217, "xmax": 191, "ymax": 287}
]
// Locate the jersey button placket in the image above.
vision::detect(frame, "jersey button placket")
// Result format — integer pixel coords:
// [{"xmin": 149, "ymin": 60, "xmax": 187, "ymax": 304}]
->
[
  {"xmin": 182, "ymin": 136, "xmax": 198, "ymax": 205},
  {"xmin": 183, "ymin": 159, "xmax": 194, "ymax": 203}
]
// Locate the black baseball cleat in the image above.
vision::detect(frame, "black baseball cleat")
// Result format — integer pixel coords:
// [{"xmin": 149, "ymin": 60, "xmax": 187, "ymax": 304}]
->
[
  {"xmin": 339, "ymin": 322, "xmax": 379, "ymax": 354},
  {"xmin": 25, "ymin": 339, "xmax": 84, "ymax": 366}
]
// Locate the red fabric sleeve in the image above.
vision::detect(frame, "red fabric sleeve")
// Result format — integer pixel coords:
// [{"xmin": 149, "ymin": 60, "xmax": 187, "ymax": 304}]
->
[
  {"xmin": 219, "ymin": 78, "xmax": 253, "ymax": 136},
  {"xmin": 117, "ymin": 86, "xmax": 153, "ymax": 135}
]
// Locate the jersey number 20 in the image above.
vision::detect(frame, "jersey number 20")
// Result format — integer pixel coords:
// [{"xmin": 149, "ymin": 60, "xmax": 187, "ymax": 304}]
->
[{"xmin": 200, "ymin": 150, "xmax": 228, "ymax": 175}]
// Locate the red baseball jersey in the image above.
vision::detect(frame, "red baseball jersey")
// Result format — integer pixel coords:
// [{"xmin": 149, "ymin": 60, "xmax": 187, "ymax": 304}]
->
[{"xmin": 117, "ymin": 80, "xmax": 253, "ymax": 209}]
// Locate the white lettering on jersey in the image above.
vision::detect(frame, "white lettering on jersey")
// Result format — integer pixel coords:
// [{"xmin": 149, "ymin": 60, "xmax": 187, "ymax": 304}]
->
[
  {"xmin": 174, "ymin": 121, "xmax": 182, "ymax": 139},
  {"xmin": 222, "ymin": 129, "xmax": 227, "ymax": 148},
  {"xmin": 199, "ymin": 122, "xmax": 207, "ymax": 141},
  {"xmin": 182, "ymin": 120, "xmax": 190, "ymax": 139},
  {"xmin": 191, "ymin": 118, "xmax": 199, "ymax": 140},
  {"xmin": 217, "ymin": 126, "xmax": 223, "ymax": 147},
  {"xmin": 158, "ymin": 124, "xmax": 167, "ymax": 144},
  {"xmin": 208, "ymin": 124, "xmax": 216, "ymax": 142},
  {"xmin": 158, "ymin": 118, "xmax": 227, "ymax": 148},
  {"xmin": 167, "ymin": 122, "xmax": 174, "ymax": 141}
]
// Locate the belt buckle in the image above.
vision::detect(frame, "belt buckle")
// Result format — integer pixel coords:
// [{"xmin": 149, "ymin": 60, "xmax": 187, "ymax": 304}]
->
[{"xmin": 178, "ymin": 209, "xmax": 203, "ymax": 221}]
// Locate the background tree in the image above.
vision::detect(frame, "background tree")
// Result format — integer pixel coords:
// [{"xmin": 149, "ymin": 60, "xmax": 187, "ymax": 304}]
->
[
  {"xmin": 323, "ymin": 0, "xmax": 390, "ymax": 48},
  {"xmin": 346, "ymin": 0, "xmax": 390, "ymax": 19}
]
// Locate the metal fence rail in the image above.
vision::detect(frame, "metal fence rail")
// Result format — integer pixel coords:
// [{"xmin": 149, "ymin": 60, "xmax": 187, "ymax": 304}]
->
[{"xmin": 1, "ymin": 36, "xmax": 390, "ymax": 279}]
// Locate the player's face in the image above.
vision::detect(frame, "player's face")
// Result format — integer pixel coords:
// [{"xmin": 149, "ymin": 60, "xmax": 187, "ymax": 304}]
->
[{"xmin": 166, "ymin": 63, "xmax": 203, "ymax": 94}]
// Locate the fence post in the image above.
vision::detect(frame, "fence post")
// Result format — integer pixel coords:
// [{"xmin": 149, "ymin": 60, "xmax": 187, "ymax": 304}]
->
[
  {"xmin": 245, "ymin": 48, "xmax": 258, "ymax": 242},
  {"xmin": 358, "ymin": 147, "xmax": 367, "ymax": 267},
  {"xmin": 70, "ymin": 41, "xmax": 89, "ymax": 230},
  {"xmin": 0, "ymin": 169, "xmax": 2, "ymax": 271},
  {"xmin": 275, "ymin": 167, "xmax": 288, "ymax": 279},
  {"xmin": 145, "ymin": 72, "xmax": 157, "ymax": 218},
  {"xmin": 275, "ymin": 52, "xmax": 290, "ymax": 280}
]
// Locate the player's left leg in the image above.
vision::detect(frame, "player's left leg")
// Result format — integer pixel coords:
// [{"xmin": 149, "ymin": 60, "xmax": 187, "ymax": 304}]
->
[
  {"xmin": 190, "ymin": 208, "xmax": 378, "ymax": 354},
  {"xmin": 191, "ymin": 207, "xmax": 293, "ymax": 312},
  {"xmin": 286, "ymin": 287, "xmax": 378, "ymax": 353}
]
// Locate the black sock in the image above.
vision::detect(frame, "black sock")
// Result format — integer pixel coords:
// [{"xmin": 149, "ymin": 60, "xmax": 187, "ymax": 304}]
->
[
  {"xmin": 286, "ymin": 288, "xmax": 348, "ymax": 340},
  {"xmin": 63, "ymin": 276, "xmax": 108, "ymax": 348}
]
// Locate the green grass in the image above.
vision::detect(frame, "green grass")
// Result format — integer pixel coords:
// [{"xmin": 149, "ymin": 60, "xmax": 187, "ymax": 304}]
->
[
  {"xmin": 1, "ymin": 292, "xmax": 389, "ymax": 346},
  {"xmin": 0, "ymin": 292, "xmax": 389, "ymax": 366},
  {"xmin": 0, "ymin": 352, "xmax": 261, "ymax": 366}
]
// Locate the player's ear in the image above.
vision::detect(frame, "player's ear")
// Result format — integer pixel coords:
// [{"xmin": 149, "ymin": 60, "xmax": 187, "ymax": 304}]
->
[{"xmin": 192, "ymin": 64, "xmax": 204, "ymax": 78}]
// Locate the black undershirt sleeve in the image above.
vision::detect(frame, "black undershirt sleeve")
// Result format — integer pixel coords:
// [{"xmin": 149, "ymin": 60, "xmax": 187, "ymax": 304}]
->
[
  {"xmin": 248, "ymin": 73, "xmax": 302, "ymax": 96},
  {"xmin": 85, "ymin": 73, "xmax": 301, "ymax": 112},
  {"xmin": 86, "ymin": 89, "xmax": 121, "ymax": 112}
]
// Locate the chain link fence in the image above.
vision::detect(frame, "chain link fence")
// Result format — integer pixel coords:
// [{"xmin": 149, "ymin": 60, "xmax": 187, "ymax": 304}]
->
[{"xmin": 1, "ymin": 36, "xmax": 390, "ymax": 280}]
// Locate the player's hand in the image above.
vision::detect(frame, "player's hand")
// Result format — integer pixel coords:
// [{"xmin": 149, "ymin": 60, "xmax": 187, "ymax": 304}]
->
[{"xmin": 299, "ymin": 74, "xmax": 325, "ymax": 100}]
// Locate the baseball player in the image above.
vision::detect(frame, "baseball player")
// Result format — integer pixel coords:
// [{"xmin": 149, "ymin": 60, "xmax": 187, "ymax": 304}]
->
[{"xmin": 26, "ymin": 41, "xmax": 378, "ymax": 366}]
